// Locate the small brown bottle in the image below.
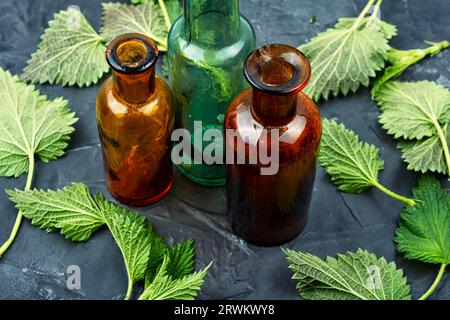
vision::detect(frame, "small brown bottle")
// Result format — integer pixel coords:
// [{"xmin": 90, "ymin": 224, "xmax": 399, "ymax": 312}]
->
[
  {"xmin": 96, "ymin": 33, "xmax": 174, "ymax": 206},
  {"xmin": 225, "ymin": 44, "xmax": 322, "ymax": 246}
]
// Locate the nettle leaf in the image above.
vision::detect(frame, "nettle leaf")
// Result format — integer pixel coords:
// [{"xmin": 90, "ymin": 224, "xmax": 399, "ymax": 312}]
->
[
  {"xmin": 7, "ymin": 182, "xmax": 209, "ymax": 299},
  {"xmin": 96, "ymin": 195, "xmax": 153, "ymax": 284},
  {"xmin": 0, "ymin": 68, "xmax": 77, "ymax": 178},
  {"xmin": 101, "ymin": 2, "xmax": 168, "ymax": 51},
  {"xmin": 319, "ymin": 118, "xmax": 384, "ymax": 193},
  {"xmin": 145, "ymin": 229, "xmax": 168, "ymax": 286},
  {"xmin": 166, "ymin": 240, "xmax": 196, "ymax": 280},
  {"xmin": 22, "ymin": 8, "xmax": 108, "ymax": 87},
  {"xmin": 7, "ymin": 183, "xmax": 104, "ymax": 241},
  {"xmin": 375, "ymin": 81, "xmax": 450, "ymax": 140},
  {"xmin": 132, "ymin": 0, "xmax": 182, "ymax": 23},
  {"xmin": 283, "ymin": 248, "xmax": 411, "ymax": 300},
  {"xmin": 335, "ymin": 17, "xmax": 397, "ymax": 40},
  {"xmin": 375, "ymin": 81, "xmax": 450, "ymax": 174},
  {"xmin": 396, "ymin": 176, "xmax": 450, "ymax": 264},
  {"xmin": 371, "ymin": 41, "xmax": 449, "ymax": 97},
  {"xmin": 300, "ymin": 5, "xmax": 390, "ymax": 101},
  {"xmin": 145, "ymin": 239, "xmax": 196, "ymax": 288},
  {"xmin": 398, "ymin": 125, "xmax": 450, "ymax": 174},
  {"xmin": 140, "ymin": 256, "xmax": 211, "ymax": 300}
]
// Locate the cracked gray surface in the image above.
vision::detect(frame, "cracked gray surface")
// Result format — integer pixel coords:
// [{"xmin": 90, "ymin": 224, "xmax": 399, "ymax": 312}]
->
[{"xmin": 0, "ymin": 0, "xmax": 449, "ymax": 300}]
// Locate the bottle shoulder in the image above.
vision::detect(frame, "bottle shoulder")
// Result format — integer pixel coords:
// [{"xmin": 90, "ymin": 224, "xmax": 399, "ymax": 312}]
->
[
  {"xmin": 168, "ymin": 16, "xmax": 256, "ymax": 65},
  {"xmin": 225, "ymin": 90, "xmax": 322, "ymax": 150},
  {"xmin": 96, "ymin": 76, "xmax": 173, "ymax": 118}
]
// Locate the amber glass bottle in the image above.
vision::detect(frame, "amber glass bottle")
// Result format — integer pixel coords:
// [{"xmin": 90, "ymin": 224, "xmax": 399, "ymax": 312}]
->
[
  {"xmin": 225, "ymin": 44, "xmax": 322, "ymax": 246},
  {"xmin": 96, "ymin": 33, "xmax": 174, "ymax": 206}
]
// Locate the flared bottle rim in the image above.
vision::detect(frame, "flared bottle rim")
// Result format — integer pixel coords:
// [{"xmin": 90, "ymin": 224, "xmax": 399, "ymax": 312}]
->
[
  {"xmin": 106, "ymin": 33, "xmax": 159, "ymax": 74},
  {"xmin": 244, "ymin": 44, "xmax": 311, "ymax": 95}
]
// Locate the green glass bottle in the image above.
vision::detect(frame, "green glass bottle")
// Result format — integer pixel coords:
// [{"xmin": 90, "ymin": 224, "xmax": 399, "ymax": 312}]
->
[{"xmin": 168, "ymin": 0, "xmax": 256, "ymax": 186}]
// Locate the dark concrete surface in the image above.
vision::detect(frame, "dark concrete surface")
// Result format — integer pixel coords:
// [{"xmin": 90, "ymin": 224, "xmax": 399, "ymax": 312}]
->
[{"xmin": 0, "ymin": 0, "xmax": 449, "ymax": 299}]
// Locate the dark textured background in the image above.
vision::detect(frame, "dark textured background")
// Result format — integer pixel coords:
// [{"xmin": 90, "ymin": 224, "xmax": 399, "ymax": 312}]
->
[{"xmin": 0, "ymin": 0, "xmax": 449, "ymax": 300}]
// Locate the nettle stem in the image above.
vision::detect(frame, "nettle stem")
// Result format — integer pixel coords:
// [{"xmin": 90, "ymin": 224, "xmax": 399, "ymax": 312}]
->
[
  {"xmin": 372, "ymin": 181, "xmax": 416, "ymax": 206},
  {"xmin": 432, "ymin": 120, "xmax": 450, "ymax": 180},
  {"xmin": 0, "ymin": 155, "xmax": 35, "ymax": 257},
  {"xmin": 124, "ymin": 278, "xmax": 133, "ymax": 300},
  {"xmin": 158, "ymin": 0, "xmax": 172, "ymax": 31},
  {"xmin": 351, "ymin": 0, "xmax": 377, "ymax": 30},
  {"xmin": 105, "ymin": 217, "xmax": 134, "ymax": 300},
  {"xmin": 423, "ymin": 40, "xmax": 450, "ymax": 56},
  {"xmin": 369, "ymin": 0, "xmax": 383, "ymax": 20},
  {"xmin": 419, "ymin": 263, "xmax": 447, "ymax": 300}
]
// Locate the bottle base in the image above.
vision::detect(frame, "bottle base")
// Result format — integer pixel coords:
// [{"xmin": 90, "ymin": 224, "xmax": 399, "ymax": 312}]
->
[
  {"xmin": 109, "ymin": 174, "xmax": 174, "ymax": 207},
  {"xmin": 177, "ymin": 165, "xmax": 225, "ymax": 187},
  {"xmin": 231, "ymin": 219, "xmax": 308, "ymax": 247},
  {"xmin": 234, "ymin": 230, "xmax": 304, "ymax": 247}
]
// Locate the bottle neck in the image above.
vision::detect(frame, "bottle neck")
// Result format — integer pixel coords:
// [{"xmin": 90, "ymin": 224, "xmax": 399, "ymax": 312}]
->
[
  {"xmin": 252, "ymin": 91, "xmax": 297, "ymax": 125},
  {"xmin": 106, "ymin": 34, "xmax": 159, "ymax": 105},
  {"xmin": 112, "ymin": 68, "xmax": 155, "ymax": 104},
  {"xmin": 183, "ymin": 0, "xmax": 240, "ymax": 45},
  {"xmin": 244, "ymin": 44, "xmax": 312, "ymax": 126}
]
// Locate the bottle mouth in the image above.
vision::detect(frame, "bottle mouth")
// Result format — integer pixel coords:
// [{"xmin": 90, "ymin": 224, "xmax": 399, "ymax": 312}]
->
[
  {"xmin": 106, "ymin": 33, "xmax": 158, "ymax": 74},
  {"xmin": 244, "ymin": 44, "xmax": 311, "ymax": 95}
]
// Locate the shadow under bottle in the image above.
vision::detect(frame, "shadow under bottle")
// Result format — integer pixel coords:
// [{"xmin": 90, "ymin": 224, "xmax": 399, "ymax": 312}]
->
[{"xmin": 225, "ymin": 44, "xmax": 322, "ymax": 246}]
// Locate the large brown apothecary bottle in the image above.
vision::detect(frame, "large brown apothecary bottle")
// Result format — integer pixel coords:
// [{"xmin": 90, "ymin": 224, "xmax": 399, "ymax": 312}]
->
[
  {"xmin": 225, "ymin": 44, "xmax": 322, "ymax": 246},
  {"xmin": 96, "ymin": 33, "xmax": 174, "ymax": 206}
]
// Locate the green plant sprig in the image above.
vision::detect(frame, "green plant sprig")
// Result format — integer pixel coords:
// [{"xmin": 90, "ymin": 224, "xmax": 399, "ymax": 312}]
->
[
  {"xmin": 22, "ymin": 1, "xmax": 182, "ymax": 87},
  {"xmin": 319, "ymin": 118, "xmax": 416, "ymax": 206},
  {"xmin": 372, "ymin": 40, "xmax": 450, "ymax": 97},
  {"xmin": 0, "ymin": 68, "xmax": 77, "ymax": 258},
  {"xmin": 8, "ymin": 183, "xmax": 211, "ymax": 300},
  {"xmin": 298, "ymin": 0, "xmax": 448, "ymax": 103},
  {"xmin": 375, "ymin": 81, "xmax": 450, "ymax": 178}
]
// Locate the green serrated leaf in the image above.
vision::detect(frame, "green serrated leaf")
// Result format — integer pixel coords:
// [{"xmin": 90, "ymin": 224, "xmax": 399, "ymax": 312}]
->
[
  {"xmin": 319, "ymin": 118, "xmax": 416, "ymax": 205},
  {"xmin": 283, "ymin": 248, "xmax": 411, "ymax": 300},
  {"xmin": 140, "ymin": 256, "xmax": 211, "ymax": 300},
  {"xmin": 145, "ymin": 239, "xmax": 196, "ymax": 288},
  {"xmin": 375, "ymin": 81, "xmax": 450, "ymax": 175},
  {"xmin": 396, "ymin": 176, "xmax": 450, "ymax": 265},
  {"xmin": 0, "ymin": 68, "xmax": 77, "ymax": 178},
  {"xmin": 144, "ymin": 229, "xmax": 168, "ymax": 287},
  {"xmin": 7, "ymin": 183, "xmax": 104, "ymax": 241},
  {"xmin": 398, "ymin": 125, "xmax": 450, "ymax": 174},
  {"xmin": 166, "ymin": 240, "xmax": 195, "ymax": 280},
  {"xmin": 21, "ymin": 9, "xmax": 108, "ymax": 87},
  {"xmin": 6, "ymin": 182, "xmax": 208, "ymax": 300},
  {"xmin": 299, "ymin": 1, "xmax": 389, "ymax": 101},
  {"xmin": 319, "ymin": 118, "xmax": 384, "ymax": 193},
  {"xmin": 371, "ymin": 41, "xmax": 449, "ymax": 97},
  {"xmin": 335, "ymin": 17, "xmax": 397, "ymax": 40},
  {"xmin": 101, "ymin": 2, "xmax": 168, "ymax": 51},
  {"xmin": 96, "ymin": 195, "xmax": 153, "ymax": 289},
  {"xmin": 375, "ymin": 81, "xmax": 450, "ymax": 140}
]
